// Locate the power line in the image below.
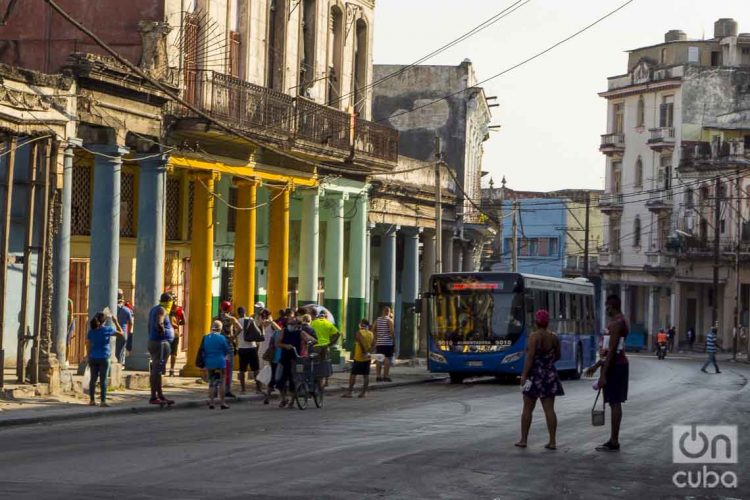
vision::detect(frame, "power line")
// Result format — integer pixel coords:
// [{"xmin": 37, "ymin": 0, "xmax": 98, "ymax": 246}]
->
[{"xmin": 377, "ymin": 0, "xmax": 637, "ymax": 124}]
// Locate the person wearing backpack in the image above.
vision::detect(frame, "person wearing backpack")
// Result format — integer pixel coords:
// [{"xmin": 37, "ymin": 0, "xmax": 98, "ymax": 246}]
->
[
  {"xmin": 214, "ymin": 301, "xmax": 242, "ymax": 398},
  {"xmin": 237, "ymin": 306, "xmax": 264, "ymax": 394}
]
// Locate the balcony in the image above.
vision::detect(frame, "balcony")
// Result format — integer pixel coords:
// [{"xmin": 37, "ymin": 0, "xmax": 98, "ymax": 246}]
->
[
  {"xmin": 644, "ymin": 252, "xmax": 676, "ymax": 275},
  {"xmin": 168, "ymin": 70, "xmax": 399, "ymax": 165},
  {"xmin": 599, "ymin": 249, "xmax": 622, "ymax": 268},
  {"xmin": 598, "ymin": 192, "xmax": 624, "ymax": 214},
  {"xmin": 679, "ymin": 238, "xmax": 750, "ymax": 258},
  {"xmin": 563, "ymin": 254, "xmax": 600, "ymax": 277},
  {"xmin": 600, "ymin": 133, "xmax": 625, "ymax": 156},
  {"xmin": 647, "ymin": 127, "xmax": 675, "ymax": 151},
  {"xmin": 680, "ymin": 139, "xmax": 750, "ymax": 171},
  {"xmin": 646, "ymin": 189, "xmax": 673, "ymax": 213}
]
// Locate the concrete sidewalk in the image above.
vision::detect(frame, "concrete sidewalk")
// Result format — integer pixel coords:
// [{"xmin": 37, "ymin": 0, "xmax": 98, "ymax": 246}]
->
[{"xmin": 0, "ymin": 364, "xmax": 445, "ymax": 428}]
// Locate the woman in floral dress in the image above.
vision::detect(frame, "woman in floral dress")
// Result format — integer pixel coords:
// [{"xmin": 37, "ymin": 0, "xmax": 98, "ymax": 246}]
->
[{"xmin": 515, "ymin": 309, "xmax": 564, "ymax": 450}]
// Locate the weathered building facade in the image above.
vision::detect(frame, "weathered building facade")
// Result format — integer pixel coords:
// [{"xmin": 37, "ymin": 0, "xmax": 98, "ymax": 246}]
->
[
  {"xmin": 599, "ymin": 18, "xmax": 750, "ymax": 349},
  {"xmin": 0, "ymin": 0, "xmax": 401, "ymax": 383},
  {"xmin": 372, "ymin": 60, "xmax": 493, "ymax": 272}
]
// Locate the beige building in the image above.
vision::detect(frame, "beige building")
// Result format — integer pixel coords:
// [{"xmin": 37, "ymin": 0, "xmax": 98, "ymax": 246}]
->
[{"xmin": 599, "ymin": 18, "xmax": 750, "ymax": 349}]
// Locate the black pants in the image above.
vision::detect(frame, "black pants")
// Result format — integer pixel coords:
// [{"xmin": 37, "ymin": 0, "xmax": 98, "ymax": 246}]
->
[{"xmin": 88, "ymin": 358, "xmax": 110, "ymax": 402}]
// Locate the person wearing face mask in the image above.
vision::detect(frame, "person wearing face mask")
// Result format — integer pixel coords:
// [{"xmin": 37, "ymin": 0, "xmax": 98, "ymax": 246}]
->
[{"xmin": 147, "ymin": 292, "xmax": 175, "ymax": 405}]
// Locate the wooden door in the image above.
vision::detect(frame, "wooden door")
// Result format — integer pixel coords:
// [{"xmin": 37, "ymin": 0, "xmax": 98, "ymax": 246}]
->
[{"xmin": 68, "ymin": 259, "xmax": 90, "ymax": 365}]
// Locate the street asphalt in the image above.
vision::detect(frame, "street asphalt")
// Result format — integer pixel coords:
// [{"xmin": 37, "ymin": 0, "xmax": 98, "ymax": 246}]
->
[{"xmin": 0, "ymin": 356, "xmax": 748, "ymax": 499}]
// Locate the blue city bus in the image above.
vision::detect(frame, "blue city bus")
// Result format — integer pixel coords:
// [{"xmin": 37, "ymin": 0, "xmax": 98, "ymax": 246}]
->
[{"xmin": 426, "ymin": 272, "xmax": 599, "ymax": 384}]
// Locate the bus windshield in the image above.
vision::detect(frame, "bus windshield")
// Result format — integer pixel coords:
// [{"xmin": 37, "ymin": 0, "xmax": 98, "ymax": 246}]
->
[{"xmin": 431, "ymin": 291, "xmax": 524, "ymax": 353}]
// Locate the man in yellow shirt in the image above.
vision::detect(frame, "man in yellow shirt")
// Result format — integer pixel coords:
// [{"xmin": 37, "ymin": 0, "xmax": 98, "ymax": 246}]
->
[{"xmin": 342, "ymin": 319, "xmax": 374, "ymax": 398}]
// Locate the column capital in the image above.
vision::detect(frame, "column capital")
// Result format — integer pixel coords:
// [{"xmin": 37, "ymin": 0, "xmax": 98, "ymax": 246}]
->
[
  {"xmin": 232, "ymin": 176, "xmax": 261, "ymax": 187},
  {"xmin": 378, "ymin": 223, "xmax": 399, "ymax": 237},
  {"xmin": 298, "ymin": 186, "xmax": 321, "ymax": 197},
  {"xmin": 322, "ymin": 189, "xmax": 348, "ymax": 201},
  {"xmin": 86, "ymin": 144, "xmax": 129, "ymax": 157},
  {"xmin": 188, "ymin": 170, "xmax": 221, "ymax": 182},
  {"xmin": 401, "ymin": 226, "xmax": 423, "ymax": 237}
]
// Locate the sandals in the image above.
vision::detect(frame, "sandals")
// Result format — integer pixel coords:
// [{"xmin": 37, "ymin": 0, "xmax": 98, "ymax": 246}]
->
[
  {"xmin": 544, "ymin": 444, "xmax": 557, "ymax": 450},
  {"xmin": 279, "ymin": 400, "xmax": 288, "ymax": 408},
  {"xmin": 514, "ymin": 442, "xmax": 527, "ymax": 448},
  {"xmin": 595, "ymin": 441, "xmax": 620, "ymax": 452}
]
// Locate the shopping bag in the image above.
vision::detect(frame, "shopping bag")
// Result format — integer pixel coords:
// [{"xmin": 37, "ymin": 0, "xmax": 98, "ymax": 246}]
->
[
  {"xmin": 82, "ymin": 365, "xmax": 91, "ymax": 394},
  {"xmin": 257, "ymin": 365, "xmax": 272, "ymax": 386},
  {"xmin": 591, "ymin": 389, "xmax": 605, "ymax": 426}
]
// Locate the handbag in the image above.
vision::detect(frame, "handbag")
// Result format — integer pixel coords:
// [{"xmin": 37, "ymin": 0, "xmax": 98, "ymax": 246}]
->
[
  {"xmin": 591, "ymin": 388, "xmax": 605, "ymax": 426},
  {"xmin": 195, "ymin": 337, "xmax": 206, "ymax": 369}
]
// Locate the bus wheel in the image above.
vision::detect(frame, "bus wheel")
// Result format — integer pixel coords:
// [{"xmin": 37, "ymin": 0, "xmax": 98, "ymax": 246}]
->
[
  {"xmin": 449, "ymin": 373, "xmax": 465, "ymax": 384},
  {"xmin": 571, "ymin": 347, "xmax": 583, "ymax": 380}
]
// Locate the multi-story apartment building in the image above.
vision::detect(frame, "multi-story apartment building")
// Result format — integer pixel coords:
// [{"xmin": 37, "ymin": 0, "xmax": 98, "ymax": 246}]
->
[
  {"xmin": 0, "ymin": 0, "xmax": 400, "ymax": 376},
  {"xmin": 599, "ymin": 18, "xmax": 750, "ymax": 349}
]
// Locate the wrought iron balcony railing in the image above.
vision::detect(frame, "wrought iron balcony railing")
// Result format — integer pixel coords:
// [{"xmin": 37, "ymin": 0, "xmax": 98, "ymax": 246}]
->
[{"xmin": 169, "ymin": 70, "xmax": 399, "ymax": 164}]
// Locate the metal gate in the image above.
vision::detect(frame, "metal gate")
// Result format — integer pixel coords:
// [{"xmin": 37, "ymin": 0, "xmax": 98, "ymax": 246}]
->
[{"xmin": 68, "ymin": 258, "xmax": 90, "ymax": 365}]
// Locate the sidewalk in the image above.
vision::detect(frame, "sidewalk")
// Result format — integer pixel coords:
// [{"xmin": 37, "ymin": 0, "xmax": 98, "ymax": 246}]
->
[
  {"xmin": 0, "ymin": 362, "xmax": 445, "ymax": 428},
  {"xmin": 629, "ymin": 350, "xmax": 749, "ymax": 363}
]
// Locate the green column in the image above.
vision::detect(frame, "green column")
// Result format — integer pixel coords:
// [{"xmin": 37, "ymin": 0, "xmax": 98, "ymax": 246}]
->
[
  {"xmin": 400, "ymin": 227, "xmax": 421, "ymax": 358},
  {"xmin": 298, "ymin": 188, "xmax": 320, "ymax": 305},
  {"xmin": 345, "ymin": 192, "xmax": 368, "ymax": 350},
  {"xmin": 324, "ymin": 191, "xmax": 345, "ymax": 329}
]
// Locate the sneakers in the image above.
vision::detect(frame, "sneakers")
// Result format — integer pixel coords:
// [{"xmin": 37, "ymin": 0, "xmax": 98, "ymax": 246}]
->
[
  {"xmin": 225, "ymin": 392, "xmax": 238, "ymax": 399},
  {"xmin": 100, "ymin": 402, "xmax": 111, "ymax": 408},
  {"xmin": 149, "ymin": 398, "xmax": 163, "ymax": 405},
  {"xmin": 88, "ymin": 400, "xmax": 97, "ymax": 407},
  {"xmin": 376, "ymin": 377, "xmax": 383, "ymax": 382},
  {"xmin": 595, "ymin": 441, "xmax": 620, "ymax": 452},
  {"xmin": 169, "ymin": 370, "xmax": 175, "ymax": 377},
  {"xmin": 701, "ymin": 368, "xmax": 708, "ymax": 373},
  {"xmin": 384, "ymin": 377, "xmax": 393, "ymax": 382}
]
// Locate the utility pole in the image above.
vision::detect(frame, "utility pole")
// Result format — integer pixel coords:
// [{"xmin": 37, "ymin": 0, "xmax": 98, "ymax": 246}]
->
[
  {"xmin": 734, "ymin": 166, "xmax": 741, "ymax": 361},
  {"xmin": 583, "ymin": 192, "xmax": 591, "ymax": 279},
  {"xmin": 434, "ymin": 135, "xmax": 443, "ymax": 274},
  {"xmin": 511, "ymin": 200, "xmax": 519, "ymax": 273},
  {"xmin": 712, "ymin": 175, "xmax": 721, "ymax": 329}
]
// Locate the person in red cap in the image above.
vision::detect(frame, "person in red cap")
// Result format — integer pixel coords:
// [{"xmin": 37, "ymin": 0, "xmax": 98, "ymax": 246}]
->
[
  {"xmin": 213, "ymin": 300, "xmax": 242, "ymax": 398},
  {"xmin": 515, "ymin": 309, "xmax": 564, "ymax": 450}
]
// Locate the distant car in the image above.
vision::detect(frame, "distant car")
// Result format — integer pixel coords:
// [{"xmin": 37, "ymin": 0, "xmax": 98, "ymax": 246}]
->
[{"xmin": 297, "ymin": 304, "xmax": 336, "ymax": 325}]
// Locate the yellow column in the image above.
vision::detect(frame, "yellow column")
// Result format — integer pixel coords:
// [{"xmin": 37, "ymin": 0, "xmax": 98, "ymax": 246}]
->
[
  {"xmin": 232, "ymin": 179, "xmax": 258, "ymax": 310},
  {"xmin": 267, "ymin": 185, "xmax": 290, "ymax": 315},
  {"xmin": 183, "ymin": 172, "xmax": 217, "ymax": 376}
]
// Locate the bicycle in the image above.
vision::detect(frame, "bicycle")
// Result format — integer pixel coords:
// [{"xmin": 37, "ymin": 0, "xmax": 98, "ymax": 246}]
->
[{"xmin": 290, "ymin": 345, "xmax": 331, "ymax": 410}]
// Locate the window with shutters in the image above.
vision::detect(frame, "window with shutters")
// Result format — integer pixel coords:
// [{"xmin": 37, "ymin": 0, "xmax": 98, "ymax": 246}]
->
[
  {"xmin": 183, "ymin": 13, "xmax": 201, "ymax": 106},
  {"xmin": 166, "ymin": 177, "xmax": 182, "ymax": 241},
  {"xmin": 633, "ymin": 216, "xmax": 641, "ymax": 247},
  {"xmin": 636, "ymin": 95, "xmax": 645, "ymax": 127},
  {"xmin": 71, "ymin": 164, "xmax": 91, "ymax": 235},
  {"xmin": 634, "ymin": 157, "xmax": 643, "ymax": 188},
  {"xmin": 228, "ymin": 31, "xmax": 241, "ymax": 77},
  {"xmin": 227, "ymin": 186, "xmax": 238, "ymax": 233},
  {"xmin": 120, "ymin": 171, "xmax": 136, "ymax": 237},
  {"xmin": 613, "ymin": 103, "xmax": 624, "ymax": 134},
  {"xmin": 610, "ymin": 217, "xmax": 621, "ymax": 252},
  {"xmin": 267, "ymin": 0, "xmax": 288, "ymax": 91},
  {"xmin": 659, "ymin": 96, "xmax": 674, "ymax": 128},
  {"xmin": 187, "ymin": 181, "xmax": 195, "ymax": 240}
]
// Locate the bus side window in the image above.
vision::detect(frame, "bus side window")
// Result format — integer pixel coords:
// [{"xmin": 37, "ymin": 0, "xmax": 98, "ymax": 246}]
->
[
  {"xmin": 586, "ymin": 295, "xmax": 594, "ymax": 332},
  {"xmin": 526, "ymin": 291, "xmax": 536, "ymax": 327}
]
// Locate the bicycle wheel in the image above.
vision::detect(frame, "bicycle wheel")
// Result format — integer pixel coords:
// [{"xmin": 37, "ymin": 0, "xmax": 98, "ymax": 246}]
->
[
  {"xmin": 313, "ymin": 380, "xmax": 324, "ymax": 408},
  {"xmin": 294, "ymin": 382, "xmax": 309, "ymax": 410}
]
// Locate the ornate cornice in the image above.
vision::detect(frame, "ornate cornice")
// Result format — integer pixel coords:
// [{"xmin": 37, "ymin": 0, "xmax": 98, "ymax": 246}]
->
[{"xmin": 0, "ymin": 85, "xmax": 68, "ymax": 113}]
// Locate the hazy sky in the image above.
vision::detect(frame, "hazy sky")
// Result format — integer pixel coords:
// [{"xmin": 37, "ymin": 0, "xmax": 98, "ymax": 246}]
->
[{"xmin": 373, "ymin": 0, "xmax": 750, "ymax": 192}]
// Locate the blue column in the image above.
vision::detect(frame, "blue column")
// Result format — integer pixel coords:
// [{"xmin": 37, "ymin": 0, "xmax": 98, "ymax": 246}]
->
[
  {"xmin": 399, "ymin": 227, "xmax": 421, "ymax": 358},
  {"xmin": 127, "ymin": 154, "xmax": 167, "ymax": 371},
  {"xmin": 87, "ymin": 145, "xmax": 128, "ymax": 321},
  {"xmin": 377, "ymin": 224, "xmax": 398, "ymax": 312},
  {"xmin": 52, "ymin": 143, "xmax": 75, "ymax": 368}
]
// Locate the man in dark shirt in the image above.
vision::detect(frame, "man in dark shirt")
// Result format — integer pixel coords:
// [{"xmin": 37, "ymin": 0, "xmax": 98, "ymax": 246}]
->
[
  {"xmin": 147, "ymin": 292, "xmax": 175, "ymax": 405},
  {"xmin": 586, "ymin": 294, "xmax": 629, "ymax": 452}
]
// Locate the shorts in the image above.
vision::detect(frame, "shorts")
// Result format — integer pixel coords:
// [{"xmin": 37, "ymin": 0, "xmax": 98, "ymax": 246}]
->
[
  {"xmin": 170, "ymin": 336, "xmax": 180, "ymax": 355},
  {"xmin": 351, "ymin": 360, "xmax": 371, "ymax": 376},
  {"xmin": 148, "ymin": 340, "xmax": 171, "ymax": 373},
  {"xmin": 238, "ymin": 348, "xmax": 259, "ymax": 373},
  {"xmin": 604, "ymin": 362, "xmax": 629, "ymax": 405},
  {"xmin": 376, "ymin": 345, "xmax": 394, "ymax": 359},
  {"xmin": 207, "ymin": 368, "xmax": 224, "ymax": 389}
]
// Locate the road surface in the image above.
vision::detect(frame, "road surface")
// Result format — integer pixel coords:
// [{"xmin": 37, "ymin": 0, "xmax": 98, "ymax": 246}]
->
[{"xmin": 0, "ymin": 356, "xmax": 748, "ymax": 499}]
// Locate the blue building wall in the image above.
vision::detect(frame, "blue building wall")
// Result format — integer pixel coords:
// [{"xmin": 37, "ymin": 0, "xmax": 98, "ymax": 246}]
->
[{"xmin": 500, "ymin": 198, "xmax": 567, "ymax": 278}]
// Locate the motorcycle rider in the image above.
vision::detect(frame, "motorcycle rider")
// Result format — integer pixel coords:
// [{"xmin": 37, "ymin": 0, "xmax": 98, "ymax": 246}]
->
[{"xmin": 656, "ymin": 329, "xmax": 668, "ymax": 358}]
